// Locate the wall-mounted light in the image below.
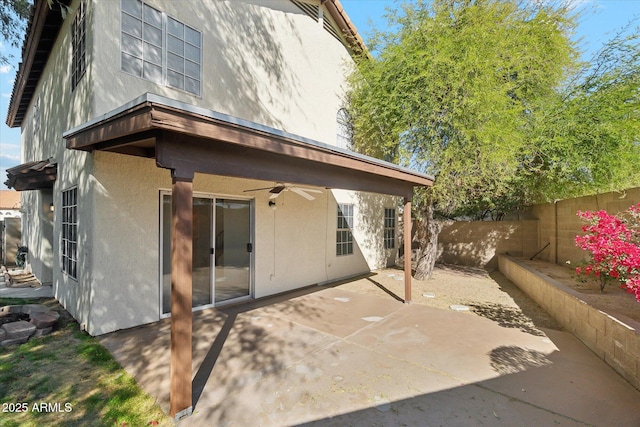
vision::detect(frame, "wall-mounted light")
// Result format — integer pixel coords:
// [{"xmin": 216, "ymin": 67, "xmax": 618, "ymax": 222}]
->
[
  {"xmin": 269, "ymin": 200, "xmax": 276, "ymax": 210},
  {"xmin": 49, "ymin": 203, "xmax": 54, "ymax": 212}
]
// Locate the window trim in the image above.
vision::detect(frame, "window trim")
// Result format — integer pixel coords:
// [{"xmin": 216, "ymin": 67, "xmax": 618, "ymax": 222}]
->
[
  {"xmin": 384, "ymin": 207, "xmax": 396, "ymax": 250},
  {"xmin": 120, "ymin": 0, "xmax": 202, "ymax": 96},
  {"xmin": 337, "ymin": 203, "xmax": 354, "ymax": 256},
  {"xmin": 71, "ymin": 1, "xmax": 86, "ymax": 91},
  {"xmin": 62, "ymin": 187, "xmax": 78, "ymax": 280}
]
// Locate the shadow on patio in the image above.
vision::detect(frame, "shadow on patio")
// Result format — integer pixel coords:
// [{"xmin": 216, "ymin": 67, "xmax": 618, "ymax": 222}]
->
[{"xmin": 98, "ymin": 272, "xmax": 640, "ymax": 427}]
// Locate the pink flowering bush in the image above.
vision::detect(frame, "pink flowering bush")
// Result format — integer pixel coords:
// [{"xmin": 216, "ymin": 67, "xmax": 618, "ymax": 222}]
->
[{"xmin": 575, "ymin": 203, "xmax": 640, "ymax": 302}]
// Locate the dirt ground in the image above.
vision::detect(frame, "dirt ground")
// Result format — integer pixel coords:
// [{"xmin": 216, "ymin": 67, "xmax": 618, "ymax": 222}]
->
[
  {"xmin": 519, "ymin": 259, "xmax": 640, "ymax": 324},
  {"xmin": 334, "ymin": 264, "xmax": 564, "ymax": 334}
]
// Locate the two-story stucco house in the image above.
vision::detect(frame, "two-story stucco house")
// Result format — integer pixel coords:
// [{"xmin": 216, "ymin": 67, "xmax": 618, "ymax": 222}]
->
[{"xmin": 5, "ymin": 0, "xmax": 432, "ymax": 417}]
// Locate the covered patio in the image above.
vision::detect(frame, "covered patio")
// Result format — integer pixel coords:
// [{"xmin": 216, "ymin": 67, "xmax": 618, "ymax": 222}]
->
[
  {"xmin": 98, "ymin": 270, "xmax": 640, "ymax": 426},
  {"xmin": 63, "ymin": 93, "xmax": 434, "ymax": 418}
]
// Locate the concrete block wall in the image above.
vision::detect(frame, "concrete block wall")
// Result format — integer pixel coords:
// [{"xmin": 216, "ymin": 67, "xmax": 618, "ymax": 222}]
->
[
  {"xmin": 437, "ymin": 220, "xmax": 538, "ymax": 270},
  {"xmin": 499, "ymin": 255, "xmax": 640, "ymax": 391},
  {"xmin": 528, "ymin": 187, "xmax": 640, "ymax": 265}
]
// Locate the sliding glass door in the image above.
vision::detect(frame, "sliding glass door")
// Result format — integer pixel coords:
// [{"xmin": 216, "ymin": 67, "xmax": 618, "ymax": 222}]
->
[{"xmin": 161, "ymin": 193, "xmax": 252, "ymax": 316}]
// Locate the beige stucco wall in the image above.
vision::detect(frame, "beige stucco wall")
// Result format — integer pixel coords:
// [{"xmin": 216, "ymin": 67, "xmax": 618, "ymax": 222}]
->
[
  {"xmin": 91, "ymin": 0, "xmax": 352, "ymax": 145},
  {"xmin": 17, "ymin": 0, "xmax": 95, "ymax": 322},
  {"xmin": 87, "ymin": 152, "xmax": 394, "ymax": 335},
  {"xmin": 17, "ymin": 0, "xmax": 395, "ymax": 335}
]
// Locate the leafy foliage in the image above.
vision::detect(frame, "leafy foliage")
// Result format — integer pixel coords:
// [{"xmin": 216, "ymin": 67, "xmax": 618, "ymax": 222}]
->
[
  {"xmin": 348, "ymin": 0, "xmax": 580, "ymax": 220},
  {"xmin": 526, "ymin": 24, "xmax": 640, "ymax": 202},
  {"xmin": 0, "ymin": 0, "xmax": 31, "ymax": 64},
  {"xmin": 347, "ymin": 0, "xmax": 640, "ymax": 278}
]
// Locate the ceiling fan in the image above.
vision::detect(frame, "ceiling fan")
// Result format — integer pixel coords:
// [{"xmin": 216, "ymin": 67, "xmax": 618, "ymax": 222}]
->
[{"xmin": 243, "ymin": 183, "xmax": 323, "ymax": 200}]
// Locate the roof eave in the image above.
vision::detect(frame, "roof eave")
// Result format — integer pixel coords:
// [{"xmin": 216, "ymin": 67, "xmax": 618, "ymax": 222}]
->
[
  {"xmin": 6, "ymin": 0, "xmax": 68, "ymax": 128},
  {"xmin": 325, "ymin": 0, "xmax": 371, "ymax": 59}
]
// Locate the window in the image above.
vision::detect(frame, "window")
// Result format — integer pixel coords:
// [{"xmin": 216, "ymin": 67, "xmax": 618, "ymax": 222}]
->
[
  {"xmin": 337, "ymin": 203, "xmax": 354, "ymax": 256},
  {"xmin": 71, "ymin": 1, "xmax": 86, "ymax": 90},
  {"xmin": 62, "ymin": 187, "xmax": 78, "ymax": 279},
  {"xmin": 336, "ymin": 108, "xmax": 353, "ymax": 150},
  {"xmin": 384, "ymin": 208, "xmax": 396, "ymax": 249},
  {"xmin": 167, "ymin": 17, "xmax": 202, "ymax": 94},
  {"xmin": 121, "ymin": 0, "xmax": 202, "ymax": 96}
]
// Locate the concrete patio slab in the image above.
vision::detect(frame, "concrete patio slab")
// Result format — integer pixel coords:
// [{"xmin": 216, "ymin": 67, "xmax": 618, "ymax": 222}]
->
[
  {"xmin": 254, "ymin": 287, "xmax": 405, "ymax": 338},
  {"xmin": 0, "ymin": 283, "xmax": 53, "ymax": 298},
  {"xmin": 98, "ymin": 284, "xmax": 640, "ymax": 427}
]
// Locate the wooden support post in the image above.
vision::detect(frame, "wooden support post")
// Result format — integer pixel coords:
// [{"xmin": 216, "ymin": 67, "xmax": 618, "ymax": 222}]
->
[
  {"xmin": 170, "ymin": 171, "xmax": 194, "ymax": 419},
  {"xmin": 404, "ymin": 197, "xmax": 412, "ymax": 304}
]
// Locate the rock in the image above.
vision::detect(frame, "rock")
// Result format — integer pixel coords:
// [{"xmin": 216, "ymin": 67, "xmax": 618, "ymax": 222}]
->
[
  {"xmin": 0, "ymin": 305, "xmax": 23, "ymax": 315},
  {"xmin": 32, "ymin": 327, "xmax": 52, "ymax": 338},
  {"xmin": 2, "ymin": 320, "xmax": 36, "ymax": 340},
  {"xmin": 0, "ymin": 328, "xmax": 5, "ymax": 341},
  {"xmin": 30, "ymin": 313, "xmax": 58, "ymax": 329},
  {"xmin": 21, "ymin": 304, "xmax": 59, "ymax": 321},
  {"xmin": 0, "ymin": 336, "xmax": 30, "ymax": 346},
  {"xmin": 30, "ymin": 313, "xmax": 57, "ymax": 329},
  {"xmin": 20, "ymin": 304, "xmax": 48, "ymax": 315}
]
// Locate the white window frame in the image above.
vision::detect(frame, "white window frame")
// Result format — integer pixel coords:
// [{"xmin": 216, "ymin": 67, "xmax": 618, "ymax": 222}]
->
[
  {"xmin": 384, "ymin": 208, "xmax": 396, "ymax": 249},
  {"xmin": 120, "ymin": 0, "xmax": 202, "ymax": 96},
  {"xmin": 71, "ymin": 0, "xmax": 87, "ymax": 91},
  {"xmin": 337, "ymin": 203, "xmax": 354, "ymax": 256},
  {"xmin": 62, "ymin": 187, "xmax": 78, "ymax": 280}
]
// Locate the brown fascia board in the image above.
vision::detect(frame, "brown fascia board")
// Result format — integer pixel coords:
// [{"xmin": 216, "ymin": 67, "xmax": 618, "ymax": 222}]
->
[
  {"xmin": 6, "ymin": 0, "xmax": 69, "ymax": 128},
  {"xmin": 6, "ymin": 0, "xmax": 368, "ymax": 128},
  {"xmin": 6, "ymin": 1, "xmax": 48, "ymax": 128},
  {"xmin": 325, "ymin": 0, "xmax": 371, "ymax": 59}
]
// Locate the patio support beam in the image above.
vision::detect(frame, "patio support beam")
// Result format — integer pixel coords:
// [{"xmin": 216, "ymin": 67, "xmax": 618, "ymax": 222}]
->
[
  {"xmin": 403, "ymin": 196, "xmax": 412, "ymax": 304},
  {"xmin": 169, "ymin": 168, "xmax": 194, "ymax": 420}
]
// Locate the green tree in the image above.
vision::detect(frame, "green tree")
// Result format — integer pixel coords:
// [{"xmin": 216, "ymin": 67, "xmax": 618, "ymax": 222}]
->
[
  {"xmin": 1, "ymin": 0, "xmax": 31, "ymax": 64},
  {"xmin": 525, "ymin": 24, "xmax": 640, "ymax": 201},
  {"xmin": 347, "ymin": 0, "xmax": 580, "ymax": 279}
]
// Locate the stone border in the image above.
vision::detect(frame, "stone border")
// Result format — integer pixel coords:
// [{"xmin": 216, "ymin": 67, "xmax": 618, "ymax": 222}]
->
[
  {"xmin": 499, "ymin": 255, "xmax": 639, "ymax": 391},
  {"xmin": 0, "ymin": 304, "xmax": 60, "ymax": 346}
]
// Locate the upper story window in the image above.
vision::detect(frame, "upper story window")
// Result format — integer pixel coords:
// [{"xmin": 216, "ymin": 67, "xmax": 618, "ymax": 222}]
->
[
  {"xmin": 120, "ymin": 0, "xmax": 202, "ymax": 96},
  {"xmin": 71, "ymin": 1, "xmax": 87, "ymax": 91},
  {"xmin": 336, "ymin": 108, "xmax": 353, "ymax": 150}
]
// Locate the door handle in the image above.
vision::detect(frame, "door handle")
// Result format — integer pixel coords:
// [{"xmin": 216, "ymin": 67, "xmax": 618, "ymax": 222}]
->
[{"xmin": 247, "ymin": 243, "xmax": 253, "ymax": 253}]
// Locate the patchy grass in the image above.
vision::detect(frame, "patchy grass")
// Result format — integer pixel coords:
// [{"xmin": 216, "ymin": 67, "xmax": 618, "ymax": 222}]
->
[{"xmin": 0, "ymin": 298, "xmax": 173, "ymax": 426}]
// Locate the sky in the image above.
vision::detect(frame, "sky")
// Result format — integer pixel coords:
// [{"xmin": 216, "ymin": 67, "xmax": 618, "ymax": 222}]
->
[{"xmin": 0, "ymin": 0, "xmax": 639, "ymax": 189}]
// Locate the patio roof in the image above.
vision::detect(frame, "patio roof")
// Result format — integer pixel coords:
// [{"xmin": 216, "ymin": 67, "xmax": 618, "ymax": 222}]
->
[
  {"xmin": 63, "ymin": 93, "xmax": 432, "ymax": 419},
  {"xmin": 63, "ymin": 93, "xmax": 434, "ymax": 198},
  {"xmin": 4, "ymin": 159, "xmax": 57, "ymax": 191}
]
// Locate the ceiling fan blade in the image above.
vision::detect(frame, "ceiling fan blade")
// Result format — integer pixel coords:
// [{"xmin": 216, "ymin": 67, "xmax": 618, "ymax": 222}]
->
[
  {"xmin": 269, "ymin": 185, "xmax": 286, "ymax": 194},
  {"xmin": 243, "ymin": 186, "xmax": 276, "ymax": 193},
  {"xmin": 295, "ymin": 187, "xmax": 322, "ymax": 194},
  {"xmin": 269, "ymin": 192, "xmax": 282, "ymax": 199},
  {"xmin": 291, "ymin": 187, "xmax": 316, "ymax": 200}
]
